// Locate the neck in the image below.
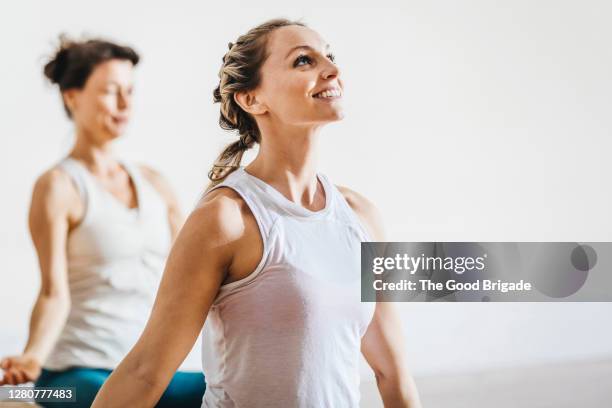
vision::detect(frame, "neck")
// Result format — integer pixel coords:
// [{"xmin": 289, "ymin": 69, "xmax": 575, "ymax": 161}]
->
[
  {"xmin": 246, "ymin": 123, "xmax": 324, "ymax": 209},
  {"xmin": 69, "ymin": 127, "xmax": 118, "ymax": 175}
]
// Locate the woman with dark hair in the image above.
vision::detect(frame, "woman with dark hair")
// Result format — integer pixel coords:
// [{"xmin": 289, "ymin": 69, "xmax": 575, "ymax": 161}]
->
[
  {"xmin": 93, "ymin": 19, "xmax": 421, "ymax": 407},
  {"xmin": 0, "ymin": 37, "xmax": 205, "ymax": 407}
]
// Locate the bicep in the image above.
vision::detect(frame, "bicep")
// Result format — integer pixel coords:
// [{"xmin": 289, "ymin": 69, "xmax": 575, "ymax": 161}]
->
[
  {"xmin": 121, "ymin": 204, "xmax": 231, "ymax": 385},
  {"xmin": 28, "ymin": 173, "xmax": 72, "ymax": 298},
  {"xmin": 361, "ymin": 302, "xmax": 408, "ymax": 381}
]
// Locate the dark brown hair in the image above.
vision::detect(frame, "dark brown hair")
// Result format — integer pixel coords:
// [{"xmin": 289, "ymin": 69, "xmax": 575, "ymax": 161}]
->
[
  {"xmin": 43, "ymin": 35, "xmax": 140, "ymax": 117},
  {"xmin": 208, "ymin": 18, "xmax": 306, "ymax": 187}
]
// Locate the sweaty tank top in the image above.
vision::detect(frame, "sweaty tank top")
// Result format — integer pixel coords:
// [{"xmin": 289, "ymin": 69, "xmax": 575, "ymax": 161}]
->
[
  {"xmin": 201, "ymin": 167, "xmax": 376, "ymax": 408},
  {"xmin": 43, "ymin": 157, "xmax": 172, "ymax": 370}
]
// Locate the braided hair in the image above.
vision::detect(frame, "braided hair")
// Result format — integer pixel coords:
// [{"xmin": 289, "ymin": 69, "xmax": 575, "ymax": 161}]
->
[{"xmin": 208, "ymin": 19, "xmax": 305, "ymax": 187}]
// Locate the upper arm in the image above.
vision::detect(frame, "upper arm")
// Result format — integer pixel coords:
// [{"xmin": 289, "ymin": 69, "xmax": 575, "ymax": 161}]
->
[
  {"xmin": 28, "ymin": 169, "xmax": 78, "ymax": 298},
  {"xmin": 338, "ymin": 186, "xmax": 408, "ymax": 380},
  {"xmin": 139, "ymin": 165, "xmax": 183, "ymax": 239},
  {"xmin": 120, "ymin": 190, "xmax": 245, "ymax": 386},
  {"xmin": 360, "ymin": 302, "xmax": 409, "ymax": 382}
]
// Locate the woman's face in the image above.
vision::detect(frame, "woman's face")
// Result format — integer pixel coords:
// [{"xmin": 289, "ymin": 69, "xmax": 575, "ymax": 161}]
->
[
  {"xmin": 64, "ymin": 59, "xmax": 135, "ymax": 142},
  {"xmin": 254, "ymin": 25, "xmax": 343, "ymax": 128}
]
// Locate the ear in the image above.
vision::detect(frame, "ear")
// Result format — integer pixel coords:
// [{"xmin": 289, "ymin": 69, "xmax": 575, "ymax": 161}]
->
[
  {"xmin": 234, "ymin": 90, "xmax": 267, "ymax": 116},
  {"xmin": 62, "ymin": 89, "xmax": 79, "ymax": 114}
]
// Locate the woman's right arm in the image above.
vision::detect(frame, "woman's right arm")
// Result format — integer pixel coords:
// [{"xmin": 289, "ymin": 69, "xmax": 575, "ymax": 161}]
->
[
  {"xmin": 0, "ymin": 169, "xmax": 75, "ymax": 385},
  {"xmin": 92, "ymin": 190, "xmax": 247, "ymax": 407}
]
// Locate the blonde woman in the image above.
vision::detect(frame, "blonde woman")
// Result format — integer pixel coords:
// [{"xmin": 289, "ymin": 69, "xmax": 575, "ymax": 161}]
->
[{"xmin": 93, "ymin": 19, "xmax": 421, "ymax": 407}]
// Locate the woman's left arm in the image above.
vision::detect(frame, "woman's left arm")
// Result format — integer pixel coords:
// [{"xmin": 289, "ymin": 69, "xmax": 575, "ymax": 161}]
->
[
  {"xmin": 338, "ymin": 186, "xmax": 422, "ymax": 408},
  {"xmin": 139, "ymin": 165, "xmax": 184, "ymax": 241},
  {"xmin": 362, "ymin": 301, "xmax": 421, "ymax": 408}
]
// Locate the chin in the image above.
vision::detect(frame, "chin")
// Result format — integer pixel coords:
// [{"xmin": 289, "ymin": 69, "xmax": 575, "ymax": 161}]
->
[
  {"xmin": 311, "ymin": 106, "xmax": 344, "ymax": 123},
  {"xmin": 333, "ymin": 110, "xmax": 345, "ymax": 121},
  {"xmin": 103, "ymin": 127, "xmax": 124, "ymax": 141},
  {"xmin": 315, "ymin": 113, "xmax": 344, "ymax": 125},
  {"xmin": 326, "ymin": 109, "xmax": 345, "ymax": 122}
]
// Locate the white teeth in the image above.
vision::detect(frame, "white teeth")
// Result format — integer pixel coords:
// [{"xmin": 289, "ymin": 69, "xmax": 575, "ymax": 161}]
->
[{"xmin": 314, "ymin": 89, "xmax": 341, "ymax": 98}]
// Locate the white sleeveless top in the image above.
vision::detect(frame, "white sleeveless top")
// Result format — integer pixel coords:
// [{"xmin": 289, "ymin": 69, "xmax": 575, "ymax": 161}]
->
[
  {"xmin": 201, "ymin": 167, "xmax": 376, "ymax": 408},
  {"xmin": 44, "ymin": 158, "xmax": 172, "ymax": 370}
]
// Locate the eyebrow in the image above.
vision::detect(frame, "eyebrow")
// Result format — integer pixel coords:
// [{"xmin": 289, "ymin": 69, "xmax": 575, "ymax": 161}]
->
[
  {"xmin": 285, "ymin": 44, "xmax": 330, "ymax": 59},
  {"xmin": 101, "ymin": 81, "xmax": 127, "ymax": 88}
]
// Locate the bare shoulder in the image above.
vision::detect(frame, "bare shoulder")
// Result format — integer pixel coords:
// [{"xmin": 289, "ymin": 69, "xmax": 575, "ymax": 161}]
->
[
  {"xmin": 169, "ymin": 186, "xmax": 260, "ymax": 283},
  {"xmin": 186, "ymin": 186, "xmax": 254, "ymax": 244},
  {"xmin": 138, "ymin": 164, "xmax": 165, "ymax": 185},
  {"xmin": 336, "ymin": 185, "xmax": 379, "ymax": 216},
  {"xmin": 137, "ymin": 164, "xmax": 176, "ymax": 201},
  {"xmin": 336, "ymin": 185, "xmax": 385, "ymax": 241},
  {"xmin": 31, "ymin": 166, "xmax": 80, "ymax": 213}
]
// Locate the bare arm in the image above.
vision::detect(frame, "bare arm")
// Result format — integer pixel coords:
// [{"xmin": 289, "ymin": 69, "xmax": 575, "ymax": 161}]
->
[
  {"xmin": 362, "ymin": 303, "xmax": 421, "ymax": 408},
  {"xmin": 338, "ymin": 186, "xmax": 422, "ymax": 408},
  {"xmin": 1, "ymin": 169, "xmax": 75, "ymax": 384},
  {"xmin": 92, "ymin": 191, "xmax": 244, "ymax": 407},
  {"xmin": 139, "ymin": 165, "xmax": 183, "ymax": 241}
]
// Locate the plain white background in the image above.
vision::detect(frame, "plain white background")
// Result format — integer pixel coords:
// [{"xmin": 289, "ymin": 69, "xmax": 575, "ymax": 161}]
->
[{"xmin": 1, "ymin": 0, "xmax": 611, "ymax": 377}]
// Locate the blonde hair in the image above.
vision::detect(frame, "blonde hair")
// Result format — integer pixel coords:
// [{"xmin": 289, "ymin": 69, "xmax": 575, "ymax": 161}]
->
[{"xmin": 208, "ymin": 18, "xmax": 306, "ymax": 188}]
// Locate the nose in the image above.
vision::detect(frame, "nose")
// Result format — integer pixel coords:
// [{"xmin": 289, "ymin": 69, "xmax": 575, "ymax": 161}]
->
[
  {"xmin": 321, "ymin": 59, "xmax": 340, "ymax": 80},
  {"xmin": 117, "ymin": 89, "xmax": 130, "ymax": 111}
]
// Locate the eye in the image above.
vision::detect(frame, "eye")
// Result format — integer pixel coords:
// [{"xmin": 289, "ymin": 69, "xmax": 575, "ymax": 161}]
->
[
  {"xmin": 293, "ymin": 54, "xmax": 313, "ymax": 67},
  {"xmin": 104, "ymin": 86, "xmax": 119, "ymax": 95},
  {"xmin": 326, "ymin": 53, "xmax": 336, "ymax": 63}
]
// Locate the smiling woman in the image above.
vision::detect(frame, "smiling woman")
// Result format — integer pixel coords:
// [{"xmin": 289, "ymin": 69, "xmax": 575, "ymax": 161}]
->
[
  {"xmin": 208, "ymin": 19, "xmax": 344, "ymax": 184},
  {"xmin": 91, "ymin": 18, "xmax": 421, "ymax": 408}
]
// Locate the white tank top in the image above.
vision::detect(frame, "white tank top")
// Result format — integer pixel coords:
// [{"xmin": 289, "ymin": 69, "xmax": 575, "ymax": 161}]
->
[
  {"xmin": 43, "ymin": 158, "xmax": 172, "ymax": 370},
  {"xmin": 201, "ymin": 167, "xmax": 375, "ymax": 408}
]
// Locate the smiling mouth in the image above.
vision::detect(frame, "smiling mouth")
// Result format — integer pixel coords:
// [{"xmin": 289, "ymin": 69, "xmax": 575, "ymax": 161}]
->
[
  {"xmin": 313, "ymin": 88, "xmax": 342, "ymax": 99},
  {"xmin": 112, "ymin": 117, "xmax": 129, "ymax": 124}
]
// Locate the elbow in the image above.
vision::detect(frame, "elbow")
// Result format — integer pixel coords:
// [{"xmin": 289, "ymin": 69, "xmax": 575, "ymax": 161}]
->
[
  {"xmin": 123, "ymin": 349, "xmax": 166, "ymax": 392},
  {"xmin": 373, "ymin": 367, "xmax": 401, "ymax": 388},
  {"xmin": 375, "ymin": 368, "xmax": 421, "ymax": 408},
  {"xmin": 91, "ymin": 356, "xmax": 165, "ymax": 408},
  {"xmin": 39, "ymin": 280, "xmax": 70, "ymax": 300},
  {"xmin": 132, "ymin": 362, "xmax": 163, "ymax": 390},
  {"xmin": 39, "ymin": 289, "xmax": 71, "ymax": 311}
]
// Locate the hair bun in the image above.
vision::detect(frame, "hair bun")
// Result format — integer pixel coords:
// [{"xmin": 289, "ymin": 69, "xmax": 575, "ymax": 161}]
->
[
  {"xmin": 43, "ymin": 35, "xmax": 77, "ymax": 85},
  {"xmin": 43, "ymin": 46, "xmax": 70, "ymax": 85}
]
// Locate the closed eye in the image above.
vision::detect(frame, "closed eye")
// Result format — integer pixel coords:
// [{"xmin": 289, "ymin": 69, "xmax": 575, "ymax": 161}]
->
[{"xmin": 326, "ymin": 53, "xmax": 336, "ymax": 63}]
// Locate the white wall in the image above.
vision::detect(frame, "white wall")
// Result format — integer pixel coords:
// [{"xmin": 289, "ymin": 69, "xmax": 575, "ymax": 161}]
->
[{"xmin": 1, "ymin": 0, "xmax": 611, "ymax": 376}]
